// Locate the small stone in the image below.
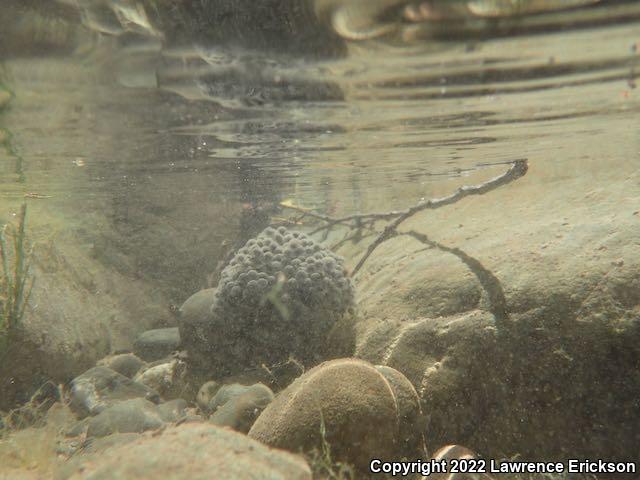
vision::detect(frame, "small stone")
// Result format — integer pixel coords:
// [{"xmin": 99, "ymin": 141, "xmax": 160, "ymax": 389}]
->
[
  {"xmin": 209, "ymin": 383, "xmax": 274, "ymax": 433},
  {"xmin": 196, "ymin": 380, "xmax": 221, "ymax": 413},
  {"xmin": 177, "ymin": 288, "xmax": 215, "ymax": 357},
  {"xmin": 133, "ymin": 328, "xmax": 181, "ymax": 362},
  {"xmin": 68, "ymin": 367, "xmax": 160, "ymax": 419},
  {"xmin": 98, "ymin": 353, "xmax": 146, "ymax": 379},
  {"xmin": 208, "ymin": 383, "xmax": 254, "ymax": 412},
  {"xmin": 86, "ymin": 398, "xmax": 165, "ymax": 438},
  {"xmin": 134, "ymin": 361, "xmax": 173, "ymax": 396}
]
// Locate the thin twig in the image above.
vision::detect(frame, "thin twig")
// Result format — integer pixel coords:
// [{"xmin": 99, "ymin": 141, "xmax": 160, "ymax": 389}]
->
[
  {"xmin": 351, "ymin": 159, "xmax": 528, "ymax": 276},
  {"xmin": 279, "ymin": 160, "xmax": 527, "ymax": 240},
  {"xmin": 279, "ymin": 203, "xmax": 356, "ymax": 232}
]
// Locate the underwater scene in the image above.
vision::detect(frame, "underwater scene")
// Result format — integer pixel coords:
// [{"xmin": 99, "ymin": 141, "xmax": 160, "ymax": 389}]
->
[{"xmin": 1, "ymin": 0, "xmax": 639, "ymax": 479}]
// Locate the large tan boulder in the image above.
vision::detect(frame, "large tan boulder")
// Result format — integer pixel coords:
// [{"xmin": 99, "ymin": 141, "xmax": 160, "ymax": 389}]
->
[
  {"xmin": 57, "ymin": 423, "xmax": 311, "ymax": 480},
  {"xmin": 336, "ymin": 141, "xmax": 640, "ymax": 463},
  {"xmin": 249, "ymin": 358, "xmax": 422, "ymax": 472}
]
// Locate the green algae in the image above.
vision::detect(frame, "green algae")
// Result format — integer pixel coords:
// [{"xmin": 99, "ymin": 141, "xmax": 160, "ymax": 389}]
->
[{"xmin": 0, "ymin": 204, "xmax": 34, "ymax": 358}]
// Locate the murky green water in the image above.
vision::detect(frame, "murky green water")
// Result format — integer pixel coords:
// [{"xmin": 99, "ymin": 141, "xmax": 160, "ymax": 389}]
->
[{"xmin": 1, "ymin": 1, "xmax": 640, "ymax": 478}]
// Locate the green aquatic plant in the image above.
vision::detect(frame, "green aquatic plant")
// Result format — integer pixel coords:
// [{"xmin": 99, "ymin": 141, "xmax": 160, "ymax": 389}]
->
[
  {"xmin": 0, "ymin": 69, "xmax": 24, "ymax": 183},
  {"xmin": 306, "ymin": 413, "xmax": 355, "ymax": 480},
  {"xmin": 0, "ymin": 90, "xmax": 10, "ymax": 111},
  {"xmin": 0, "ymin": 64, "xmax": 12, "ymax": 108},
  {"xmin": 260, "ymin": 271, "xmax": 290, "ymax": 320},
  {"xmin": 0, "ymin": 204, "xmax": 34, "ymax": 356}
]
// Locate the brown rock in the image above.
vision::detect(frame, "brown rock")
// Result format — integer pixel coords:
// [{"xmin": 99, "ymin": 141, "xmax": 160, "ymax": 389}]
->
[
  {"xmin": 68, "ymin": 367, "xmax": 160, "ymax": 419},
  {"xmin": 86, "ymin": 398, "xmax": 164, "ymax": 438},
  {"xmin": 195, "ymin": 380, "xmax": 220, "ymax": 413},
  {"xmin": 57, "ymin": 423, "xmax": 312, "ymax": 480},
  {"xmin": 134, "ymin": 359, "xmax": 190, "ymax": 401},
  {"xmin": 177, "ymin": 288, "xmax": 215, "ymax": 358},
  {"xmin": 338, "ymin": 137, "xmax": 640, "ymax": 463},
  {"xmin": 249, "ymin": 358, "xmax": 422, "ymax": 472},
  {"xmin": 209, "ymin": 383, "xmax": 274, "ymax": 433},
  {"xmin": 97, "ymin": 354, "xmax": 146, "ymax": 379}
]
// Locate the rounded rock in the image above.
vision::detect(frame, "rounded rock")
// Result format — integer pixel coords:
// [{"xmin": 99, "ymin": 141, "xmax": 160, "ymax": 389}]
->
[
  {"xmin": 248, "ymin": 359, "xmax": 421, "ymax": 472},
  {"xmin": 209, "ymin": 383, "xmax": 274, "ymax": 433},
  {"xmin": 61, "ymin": 423, "xmax": 312, "ymax": 480},
  {"xmin": 196, "ymin": 380, "xmax": 221, "ymax": 413}
]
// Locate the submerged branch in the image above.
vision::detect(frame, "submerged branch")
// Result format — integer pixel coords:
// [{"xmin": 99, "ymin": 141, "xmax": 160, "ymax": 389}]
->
[
  {"xmin": 273, "ymin": 159, "xmax": 527, "ymax": 328},
  {"xmin": 351, "ymin": 159, "xmax": 528, "ymax": 275}
]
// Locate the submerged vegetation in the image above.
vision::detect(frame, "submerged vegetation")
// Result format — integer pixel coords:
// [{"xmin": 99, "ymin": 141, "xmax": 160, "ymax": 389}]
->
[
  {"xmin": 306, "ymin": 415, "xmax": 355, "ymax": 480},
  {"xmin": 0, "ymin": 69, "xmax": 25, "ymax": 183},
  {"xmin": 0, "ymin": 65, "xmax": 12, "ymax": 112},
  {"xmin": 0, "ymin": 203, "xmax": 34, "ymax": 358}
]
